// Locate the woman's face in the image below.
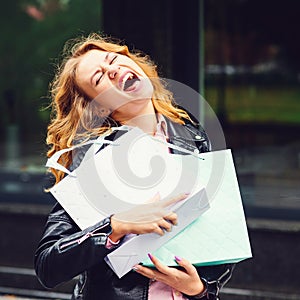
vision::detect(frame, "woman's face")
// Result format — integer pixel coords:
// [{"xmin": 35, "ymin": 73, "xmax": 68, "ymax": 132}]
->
[{"xmin": 75, "ymin": 49, "xmax": 154, "ymax": 119}]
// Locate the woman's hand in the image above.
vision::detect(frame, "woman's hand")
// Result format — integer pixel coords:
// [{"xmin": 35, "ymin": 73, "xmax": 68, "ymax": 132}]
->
[
  {"xmin": 109, "ymin": 193, "xmax": 188, "ymax": 242},
  {"xmin": 133, "ymin": 254, "xmax": 205, "ymax": 297}
]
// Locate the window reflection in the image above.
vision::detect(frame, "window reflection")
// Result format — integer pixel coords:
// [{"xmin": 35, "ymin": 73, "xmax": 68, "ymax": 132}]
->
[
  {"xmin": 0, "ymin": 0, "xmax": 299, "ymax": 221},
  {"xmin": 204, "ymin": 0, "xmax": 300, "ymax": 220},
  {"xmin": 0, "ymin": 0, "xmax": 101, "ymax": 211}
]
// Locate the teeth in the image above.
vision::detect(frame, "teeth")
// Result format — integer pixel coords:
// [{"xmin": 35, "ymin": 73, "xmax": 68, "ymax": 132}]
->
[
  {"xmin": 123, "ymin": 73, "xmax": 130, "ymax": 86},
  {"xmin": 122, "ymin": 72, "xmax": 134, "ymax": 90}
]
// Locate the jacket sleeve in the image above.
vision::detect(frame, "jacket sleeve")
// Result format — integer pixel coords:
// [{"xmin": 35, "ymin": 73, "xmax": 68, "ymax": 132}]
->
[
  {"xmin": 34, "ymin": 203, "xmax": 114, "ymax": 288},
  {"xmin": 184, "ymin": 263, "xmax": 235, "ymax": 299}
]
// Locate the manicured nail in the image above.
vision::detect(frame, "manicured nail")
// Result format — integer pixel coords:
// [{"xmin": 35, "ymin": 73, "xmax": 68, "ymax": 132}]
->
[
  {"xmin": 175, "ymin": 256, "xmax": 182, "ymax": 262},
  {"xmin": 132, "ymin": 265, "xmax": 139, "ymax": 271},
  {"xmin": 148, "ymin": 253, "xmax": 153, "ymax": 260}
]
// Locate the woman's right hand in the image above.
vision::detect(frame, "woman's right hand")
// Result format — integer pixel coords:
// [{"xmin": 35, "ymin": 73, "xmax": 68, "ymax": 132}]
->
[{"xmin": 109, "ymin": 193, "xmax": 189, "ymax": 242}]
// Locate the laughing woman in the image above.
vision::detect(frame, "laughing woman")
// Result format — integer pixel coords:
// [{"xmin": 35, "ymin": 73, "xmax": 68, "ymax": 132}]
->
[{"xmin": 34, "ymin": 33, "xmax": 234, "ymax": 300}]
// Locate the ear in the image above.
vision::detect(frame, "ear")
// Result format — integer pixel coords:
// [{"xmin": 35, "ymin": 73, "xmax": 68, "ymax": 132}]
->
[{"xmin": 99, "ymin": 107, "xmax": 112, "ymax": 117}]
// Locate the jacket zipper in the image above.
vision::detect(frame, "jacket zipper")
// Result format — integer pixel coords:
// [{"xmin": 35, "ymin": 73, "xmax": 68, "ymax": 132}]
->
[
  {"xmin": 59, "ymin": 223, "xmax": 109, "ymax": 250},
  {"xmin": 207, "ymin": 267, "xmax": 231, "ymax": 285},
  {"xmin": 205, "ymin": 268, "xmax": 231, "ymax": 297},
  {"xmin": 218, "ymin": 267, "xmax": 231, "ymax": 282},
  {"xmin": 79, "ymin": 271, "xmax": 87, "ymax": 295}
]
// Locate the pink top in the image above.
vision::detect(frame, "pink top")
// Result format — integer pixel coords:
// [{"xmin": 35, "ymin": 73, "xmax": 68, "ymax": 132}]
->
[
  {"xmin": 149, "ymin": 115, "xmax": 188, "ymax": 299},
  {"xmin": 106, "ymin": 238, "xmax": 187, "ymax": 299},
  {"xmin": 107, "ymin": 115, "xmax": 188, "ymax": 299}
]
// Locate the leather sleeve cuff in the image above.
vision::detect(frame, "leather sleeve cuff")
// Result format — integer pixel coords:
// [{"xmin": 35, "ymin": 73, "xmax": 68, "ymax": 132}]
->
[
  {"xmin": 190, "ymin": 279, "xmax": 208, "ymax": 299},
  {"xmin": 58, "ymin": 217, "xmax": 112, "ymax": 251},
  {"xmin": 185, "ymin": 265, "xmax": 233, "ymax": 299}
]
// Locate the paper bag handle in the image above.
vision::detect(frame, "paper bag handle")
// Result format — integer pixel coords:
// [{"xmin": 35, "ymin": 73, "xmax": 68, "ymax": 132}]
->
[
  {"xmin": 151, "ymin": 137, "xmax": 204, "ymax": 159},
  {"xmin": 46, "ymin": 125, "xmax": 204, "ymax": 177},
  {"xmin": 45, "ymin": 126, "xmax": 130, "ymax": 176}
]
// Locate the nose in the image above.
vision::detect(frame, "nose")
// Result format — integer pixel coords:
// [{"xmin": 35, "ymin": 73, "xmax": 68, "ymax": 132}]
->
[{"xmin": 106, "ymin": 65, "xmax": 119, "ymax": 80}]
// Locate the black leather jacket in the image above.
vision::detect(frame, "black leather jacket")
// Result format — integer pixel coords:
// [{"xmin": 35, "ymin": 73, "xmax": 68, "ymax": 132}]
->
[{"xmin": 34, "ymin": 113, "xmax": 235, "ymax": 300}]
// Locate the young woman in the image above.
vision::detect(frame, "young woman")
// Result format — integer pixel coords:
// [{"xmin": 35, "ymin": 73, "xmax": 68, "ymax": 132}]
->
[{"xmin": 34, "ymin": 33, "xmax": 235, "ymax": 300}]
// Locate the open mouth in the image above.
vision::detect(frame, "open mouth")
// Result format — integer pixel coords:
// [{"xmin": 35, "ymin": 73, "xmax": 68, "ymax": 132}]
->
[{"xmin": 122, "ymin": 72, "xmax": 140, "ymax": 92}]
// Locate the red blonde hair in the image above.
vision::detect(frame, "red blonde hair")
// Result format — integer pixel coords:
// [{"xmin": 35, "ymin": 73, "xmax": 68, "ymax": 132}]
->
[{"xmin": 47, "ymin": 33, "xmax": 189, "ymax": 183}]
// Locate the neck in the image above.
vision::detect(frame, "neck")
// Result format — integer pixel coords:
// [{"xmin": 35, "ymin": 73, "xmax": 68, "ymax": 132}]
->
[
  {"xmin": 112, "ymin": 100, "xmax": 158, "ymax": 135},
  {"xmin": 125, "ymin": 114, "xmax": 158, "ymax": 135}
]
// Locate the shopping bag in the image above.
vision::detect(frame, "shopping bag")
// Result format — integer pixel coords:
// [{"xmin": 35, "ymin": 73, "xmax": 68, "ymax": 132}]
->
[
  {"xmin": 105, "ymin": 188, "xmax": 209, "ymax": 278},
  {"xmin": 141, "ymin": 149, "xmax": 252, "ymax": 267},
  {"xmin": 47, "ymin": 126, "xmax": 252, "ymax": 277},
  {"xmin": 48, "ymin": 126, "xmax": 207, "ymax": 229}
]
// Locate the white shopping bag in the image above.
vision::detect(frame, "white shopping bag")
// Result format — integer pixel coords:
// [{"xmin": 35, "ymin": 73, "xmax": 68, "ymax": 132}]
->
[
  {"xmin": 48, "ymin": 126, "xmax": 206, "ymax": 229},
  {"xmin": 47, "ymin": 127, "xmax": 252, "ymax": 278}
]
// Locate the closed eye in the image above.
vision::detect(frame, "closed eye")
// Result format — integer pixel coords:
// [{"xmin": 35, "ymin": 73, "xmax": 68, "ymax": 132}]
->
[
  {"xmin": 95, "ymin": 72, "xmax": 103, "ymax": 85},
  {"xmin": 95, "ymin": 55, "xmax": 117, "ymax": 85},
  {"xmin": 110, "ymin": 55, "xmax": 117, "ymax": 64}
]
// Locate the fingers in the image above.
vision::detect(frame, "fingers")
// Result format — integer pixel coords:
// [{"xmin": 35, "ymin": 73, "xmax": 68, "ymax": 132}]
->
[
  {"xmin": 151, "ymin": 224, "xmax": 166, "ymax": 236},
  {"xmin": 147, "ymin": 254, "xmax": 196, "ymax": 276},
  {"xmin": 133, "ymin": 254, "xmax": 170, "ymax": 280},
  {"xmin": 146, "ymin": 192, "xmax": 161, "ymax": 203},
  {"xmin": 133, "ymin": 264, "xmax": 160, "ymax": 281},
  {"xmin": 112, "ymin": 215, "xmax": 176, "ymax": 236},
  {"xmin": 134, "ymin": 254, "xmax": 204, "ymax": 296},
  {"xmin": 161, "ymin": 192, "xmax": 189, "ymax": 208},
  {"xmin": 147, "ymin": 253, "xmax": 170, "ymax": 275},
  {"xmin": 158, "ymin": 218, "xmax": 172, "ymax": 232},
  {"xmin": 151, "ymin": 218, "xmax": 173, "ymax": 235},
  {"xmin": 164, "ymin": 212, "xmax": 178, "ymax": 225},
  {"xmin": 174, "ymin": 256, "xmax": 198, "ymax": 276}
]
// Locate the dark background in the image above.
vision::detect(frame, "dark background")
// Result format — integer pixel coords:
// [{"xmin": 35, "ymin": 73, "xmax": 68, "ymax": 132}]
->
[{"xmin": 0, "ymin": 0, "xmax": 299, "ymax": 299}]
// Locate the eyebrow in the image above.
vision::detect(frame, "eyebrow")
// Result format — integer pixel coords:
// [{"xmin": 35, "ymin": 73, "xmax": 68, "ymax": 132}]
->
[
  {"xmin": 104, "ymin": 52, "xmax": 110, "ymax": 62},
  {"xmin": 90, "ymin": 52, "xmax": 111, "ymax": 85}
]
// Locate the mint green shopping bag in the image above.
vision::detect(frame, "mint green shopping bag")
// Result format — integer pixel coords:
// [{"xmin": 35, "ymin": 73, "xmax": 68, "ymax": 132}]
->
[{"xmin": 142, "ymin": 149, "xmax": 252, "ymax": 267}]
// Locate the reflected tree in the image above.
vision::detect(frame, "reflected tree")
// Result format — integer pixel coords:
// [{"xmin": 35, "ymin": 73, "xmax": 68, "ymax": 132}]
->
[{"xmin": 0, "ymin": 0, "xmax": 102, "ymax": 161}]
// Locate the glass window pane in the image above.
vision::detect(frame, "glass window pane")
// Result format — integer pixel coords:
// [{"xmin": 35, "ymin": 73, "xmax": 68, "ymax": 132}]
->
[
  {"xmin": 204, "ymin": 0, "xmax": 300, "ymax": 220},
  {"xmin": 0, "ymin": 0, "xmax": 102, "ymax": 210}
]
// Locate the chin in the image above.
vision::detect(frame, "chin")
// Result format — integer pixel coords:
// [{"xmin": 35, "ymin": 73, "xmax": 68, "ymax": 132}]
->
[{"xmin": 112, "ymin": 98, "xmax": 153, "ymax": 119}]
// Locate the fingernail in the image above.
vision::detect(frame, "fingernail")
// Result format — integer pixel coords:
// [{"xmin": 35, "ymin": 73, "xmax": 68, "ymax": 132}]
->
[
  {"xmin": 175, "ymin": 256, "xmax": 182, "ymax": 262},
  {"xmin": 148, "ymin": 253, "xmax": 153, "ymax": 260},
  {"xmin": 184, "ymin": 192, "xmax": 190, "ymax": 196},
  {"xmin": 132, "ymin": 265, "xmax": 139, "ymax": 271}
]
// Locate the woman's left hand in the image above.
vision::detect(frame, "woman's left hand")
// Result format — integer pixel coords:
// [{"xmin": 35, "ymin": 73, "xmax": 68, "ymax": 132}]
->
[{"xmin": 133, "ymin": 254, "xmax": 205, "ymax": 296}]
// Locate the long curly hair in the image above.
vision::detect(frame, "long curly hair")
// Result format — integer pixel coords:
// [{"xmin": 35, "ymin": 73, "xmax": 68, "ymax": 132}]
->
[{"xmin": 47, "ymin": 33, "xmax": 190, "ymax": 184}]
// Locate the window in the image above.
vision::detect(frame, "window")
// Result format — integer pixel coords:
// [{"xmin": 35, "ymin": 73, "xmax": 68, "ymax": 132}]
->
[
  {"xmin": 0, "ymin": 0, "xmax": 102, "ymax": 210},
  {"xmin": 204, "ymin": 0, "xmax": 300, "ymax": 220}
]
